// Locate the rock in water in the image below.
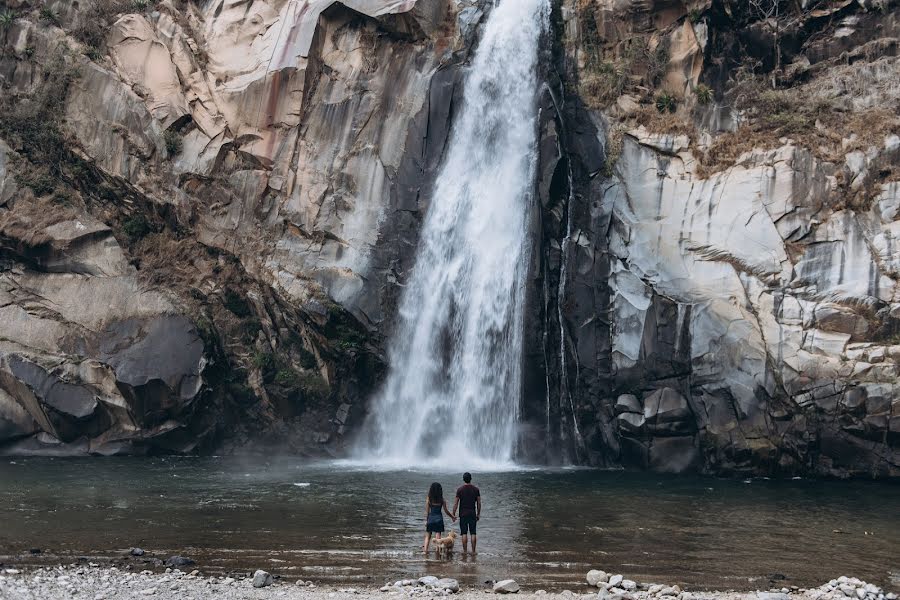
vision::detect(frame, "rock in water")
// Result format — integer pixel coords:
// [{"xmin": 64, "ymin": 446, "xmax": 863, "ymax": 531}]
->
[
  {"xmin": 130, "ymin": 548, "xmax": 145, "ymax": 557},
  {"xmin": 437, "ymin": 578, "xmax": 460, "ymax": 593},
  {"xmin": 494, "ymin": 580, "xmax": 520, "ymax": 594},
  {"xmin": 252, "ymin": 570, "xmax": 274, "ymax": 588},
  {"xmin": 164, "ymin": 556, "xmax": 193, "ymax": 567},
  {"xmin": 587, "ymin": 571, "xmax": 609, "ymax": 587}
]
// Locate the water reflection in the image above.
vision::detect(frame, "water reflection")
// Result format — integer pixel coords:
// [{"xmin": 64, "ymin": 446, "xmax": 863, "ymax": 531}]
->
[{"xmin": 0, "ymin": 458, "xmax": 897, "ymax": 591}]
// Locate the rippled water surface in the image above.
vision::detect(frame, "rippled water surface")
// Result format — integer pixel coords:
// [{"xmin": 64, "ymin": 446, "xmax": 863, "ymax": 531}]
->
[{"xmin": 0, "ymin": 458, "xmax": 897, "ymax": 591}]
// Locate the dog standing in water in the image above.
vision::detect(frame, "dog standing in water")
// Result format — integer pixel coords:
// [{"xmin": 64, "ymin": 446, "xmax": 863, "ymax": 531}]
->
[
  {"xmin": 423, "ymin": 482, "xmax": 456, "ymax": 553},
  {"xmin": 432, "ymin": 531, "xmax": 458, "ymax": 554}
]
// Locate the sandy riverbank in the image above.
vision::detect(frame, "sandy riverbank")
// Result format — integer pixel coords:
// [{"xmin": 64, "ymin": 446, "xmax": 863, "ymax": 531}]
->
[{"xmin": 0, "ymin": 565, "xmax": 896, "ymax": 600}]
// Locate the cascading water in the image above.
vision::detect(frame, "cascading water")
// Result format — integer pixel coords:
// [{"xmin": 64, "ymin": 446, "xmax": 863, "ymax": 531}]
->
[{"xmin": 358, "ymin": 0, "xmax": 550, "ymax": 468}]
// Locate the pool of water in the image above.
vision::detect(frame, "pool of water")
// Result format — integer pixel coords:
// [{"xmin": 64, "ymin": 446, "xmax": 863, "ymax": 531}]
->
[{"xmin": 0, "ymin": 457, "xmax": 897, "ymax": 591}]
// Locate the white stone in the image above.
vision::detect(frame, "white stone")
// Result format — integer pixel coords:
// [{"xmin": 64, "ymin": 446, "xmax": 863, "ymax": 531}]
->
[
  {"xmin": 494, "ymin": 580, "xmax": 520, "ymax": 594},
  {"xmin": 588, "ymin": 571, "xmax": 610, "ymax": 586}
]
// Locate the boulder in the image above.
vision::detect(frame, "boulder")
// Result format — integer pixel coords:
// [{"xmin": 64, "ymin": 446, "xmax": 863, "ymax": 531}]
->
[
  {"xmin": 164, "ymin": 557, "xmax": 194, "ymax": 568},
  {"xmin": 615, "ymin": 395, "xmax": 641, "ymax": 415},
  {"xmin": 418, "ymin": 576, "xmax": 440, "ymax": 586},
  {"xmin": 587, "ymin": 570, "xmax": 609, "ymax": 586},
  {"xmin": 493, "ymin": 580, "xmax": 520, "ymax": 594},
  {"xmin": 437, "ymin": 578, "xmax": 460, "ymax": 592},
  {"xmin": 252, "ymin": 570, "xmax": 274, "ymax": 588},
  {"xmin": 643, "ymin": 388, "xmax": 692, "ymax": 429}
]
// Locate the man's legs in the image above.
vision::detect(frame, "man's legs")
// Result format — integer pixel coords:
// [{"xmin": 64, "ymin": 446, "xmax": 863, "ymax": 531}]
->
[
  {"xmin": 471, "ymin": 534, "xmax": 477, "ymax": 554},
  {"xmin": 460, "ymin": 517, "xmax": 472, "ymax": 553}
]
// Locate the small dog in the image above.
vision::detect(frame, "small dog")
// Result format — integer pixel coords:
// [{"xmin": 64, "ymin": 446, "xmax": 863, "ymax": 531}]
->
[{"xmin": 433, "ymin": 531, "xmax": 458, "ymax": 552}]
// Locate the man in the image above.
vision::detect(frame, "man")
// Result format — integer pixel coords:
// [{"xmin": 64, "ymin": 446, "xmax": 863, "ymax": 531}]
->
[{"xmin": 452, "ymin": 472, "xmax": 481, "ymax": 554}]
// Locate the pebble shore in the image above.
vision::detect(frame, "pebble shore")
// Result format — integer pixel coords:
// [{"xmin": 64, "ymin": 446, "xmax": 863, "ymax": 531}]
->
[{"xmin": 0, "ymin": 566, "xmax": 895, "ymax": 600}]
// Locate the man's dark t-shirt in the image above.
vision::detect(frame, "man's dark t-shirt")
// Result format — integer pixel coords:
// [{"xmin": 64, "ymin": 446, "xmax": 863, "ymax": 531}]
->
[{"xmin": 456, "ymin": 484, "xmax": 480, "ymax": 518}]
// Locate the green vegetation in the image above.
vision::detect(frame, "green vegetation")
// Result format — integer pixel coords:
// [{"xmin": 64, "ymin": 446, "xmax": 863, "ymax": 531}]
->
[
  {"xmin": 274, "ymin": 368, "xmax": 300, "ymax": 387},
  {"xmin": 694, "ymin": 84, "xmax": 713, "ymax": 105},
  {"xmin": 164, "ymin": 129, "xmax": 183, "ymax": 157},
  {"xmin": 297, "ymin": 346, "xmax": 317, "ymax": 370},
  {"xmin": 85, "ymin": 46, "xmax": 103, "ymax": 61},
  {"xmin": 251, "ymin": 350, "xmax": 276, "ymax": 371},
  {"xmin": 0, "ymin": 9, "xmax": 16, "ymax": 29},
  {"xmin": 39, "ymin": 7, "xmax": 59, "ymax": 25},
  {"xmin": 223, "ymin": 288, "xmax": 252, "ymax": 317},
  {"xmin": 122, "ymin": 214, "xmax": 152, "ymax": 241},
  {"xmin": 655, "ymin": 92, "xmax": 677, "ymax": 113}
]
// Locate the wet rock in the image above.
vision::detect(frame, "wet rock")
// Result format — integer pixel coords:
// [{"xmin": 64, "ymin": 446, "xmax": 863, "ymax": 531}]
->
[
  {"xmin": 164, "ymin": 557, "xmax": 194, "ymax": 568},
  {"xmin": 493, "ymin": 580, "xmax": 520, "ymax": 594},
  {"xmin": 251, "ymin": 570, "xmax": 273, "ymax": 588},
  {"xmin": 130, "ymin": 548, "xmax": 145, "ymax": 557}
]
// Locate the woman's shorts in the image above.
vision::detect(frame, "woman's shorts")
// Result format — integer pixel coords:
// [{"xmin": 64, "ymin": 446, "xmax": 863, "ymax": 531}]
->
[{"xmin": 426, "ymin": 520, "xmax": 445, "ymax": 533}]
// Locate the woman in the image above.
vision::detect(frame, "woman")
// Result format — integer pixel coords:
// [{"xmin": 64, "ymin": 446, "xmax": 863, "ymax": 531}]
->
[{"xmin": 423, "ymin": 482, "xmax": 455, "ymax": 553}]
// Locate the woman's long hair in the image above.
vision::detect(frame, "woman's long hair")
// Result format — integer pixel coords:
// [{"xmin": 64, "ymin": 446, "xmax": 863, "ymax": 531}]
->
[{"xmin": 428, "ymin": 482, "xmax": 444, "ymax": 506}]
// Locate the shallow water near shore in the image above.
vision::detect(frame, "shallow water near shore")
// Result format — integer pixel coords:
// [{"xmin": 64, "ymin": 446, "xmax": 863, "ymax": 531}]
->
[{"xmin": 0, "ymin": 457, "xmax": 897, "ymax": 592}]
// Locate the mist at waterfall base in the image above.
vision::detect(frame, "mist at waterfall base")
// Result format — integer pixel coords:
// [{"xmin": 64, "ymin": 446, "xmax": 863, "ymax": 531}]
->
[
  {"xmin": 355, "ymin": 0, "xmax": 550, "ymax": 469},
  {"xmin": 2, "ymin": 457, "xmax": 899, "ymax": 591}
]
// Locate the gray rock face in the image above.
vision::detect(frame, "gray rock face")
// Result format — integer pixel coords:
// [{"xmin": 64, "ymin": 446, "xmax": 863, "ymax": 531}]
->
[
  {"xmin": 531, "ymin": 0, "xmax": 900, "ymax": 478},
  {"xmin": 0, "ymin": 0, "xmax": 479, "ymax": 456}
]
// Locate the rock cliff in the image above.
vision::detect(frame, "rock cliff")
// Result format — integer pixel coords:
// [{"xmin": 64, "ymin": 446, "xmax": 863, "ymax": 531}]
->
[
  {"xmin": 0, "ymin": 0, "xmax": 473, "ymax": 455},
  {"xmin": 0, "ymin": 0, "xmax": 897, "ymax": 477},
  {"xmin": 531, "ymin": 0, "xmax": 900, "ymax": 476}
]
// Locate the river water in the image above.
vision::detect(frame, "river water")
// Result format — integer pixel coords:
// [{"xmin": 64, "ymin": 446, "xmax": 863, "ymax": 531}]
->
[{"xmin": 0, "ymin": 458, "xmax": 897, "ymax": 591}]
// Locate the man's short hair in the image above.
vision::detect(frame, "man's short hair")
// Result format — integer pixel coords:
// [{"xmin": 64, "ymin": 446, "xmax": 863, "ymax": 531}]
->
[{"xmin": 463, "ymin": 472, "xmax": 472, "ymax": 483}]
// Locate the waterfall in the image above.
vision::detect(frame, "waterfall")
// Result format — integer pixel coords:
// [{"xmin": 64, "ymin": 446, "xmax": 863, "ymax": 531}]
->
[{"xmin": 359, "ymin": 0, "xmax": 550, "ymax": 468}]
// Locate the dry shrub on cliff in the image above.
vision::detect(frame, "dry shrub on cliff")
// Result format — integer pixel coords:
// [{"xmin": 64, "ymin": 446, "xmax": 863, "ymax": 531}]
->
[
  {"xmin": 629, "ymin": 104, "xmax": 695, "ymax": 137},
  {"xmin": 71, "ymin": 0, "xmax": 131, "ymax": 54},
  {"xmin": 0, "ymin": 196, "xmax": 79, "ymax": 246},
  {"xmin": 696, "ymin": 81, "xmax": 900, "ymax": 178}
]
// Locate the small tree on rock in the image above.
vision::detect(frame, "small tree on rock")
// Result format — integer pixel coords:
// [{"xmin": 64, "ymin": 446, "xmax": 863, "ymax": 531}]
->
[{"xmin": 748, "ymin": 0, "xmax": 782, "ymax": 88}]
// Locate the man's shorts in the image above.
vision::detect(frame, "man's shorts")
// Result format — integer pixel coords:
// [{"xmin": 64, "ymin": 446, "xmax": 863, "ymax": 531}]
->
[{"xmin": 459, "ymin": 516, "xmax": 477, "ymax": 535}]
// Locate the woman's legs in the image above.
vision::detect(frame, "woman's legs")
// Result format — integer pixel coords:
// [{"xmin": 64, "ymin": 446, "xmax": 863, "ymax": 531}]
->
[{"xmin": 423, "ymin": 531, "xmax": 431, "ymax": 553}]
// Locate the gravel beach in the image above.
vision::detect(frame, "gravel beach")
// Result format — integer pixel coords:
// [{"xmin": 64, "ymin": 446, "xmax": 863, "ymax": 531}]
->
[{"xmin": 0, "ymin": 565, "xmax": 896, "ymax": 600}]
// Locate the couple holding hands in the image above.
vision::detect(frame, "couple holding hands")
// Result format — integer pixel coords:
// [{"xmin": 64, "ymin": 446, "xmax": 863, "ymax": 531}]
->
[{"xmin": 423, "ymin": 472, "xmax": 481, "ymax": 554}]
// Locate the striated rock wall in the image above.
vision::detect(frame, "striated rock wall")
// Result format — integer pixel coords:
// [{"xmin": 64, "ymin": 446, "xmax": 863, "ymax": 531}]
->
[
  {"xmin": 0, "ymin": 0, "xmax": 482, "ymax": 455},
  {"xmin": 540, "ymin": 0, "xmax": 900, "ymax": 476}
]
